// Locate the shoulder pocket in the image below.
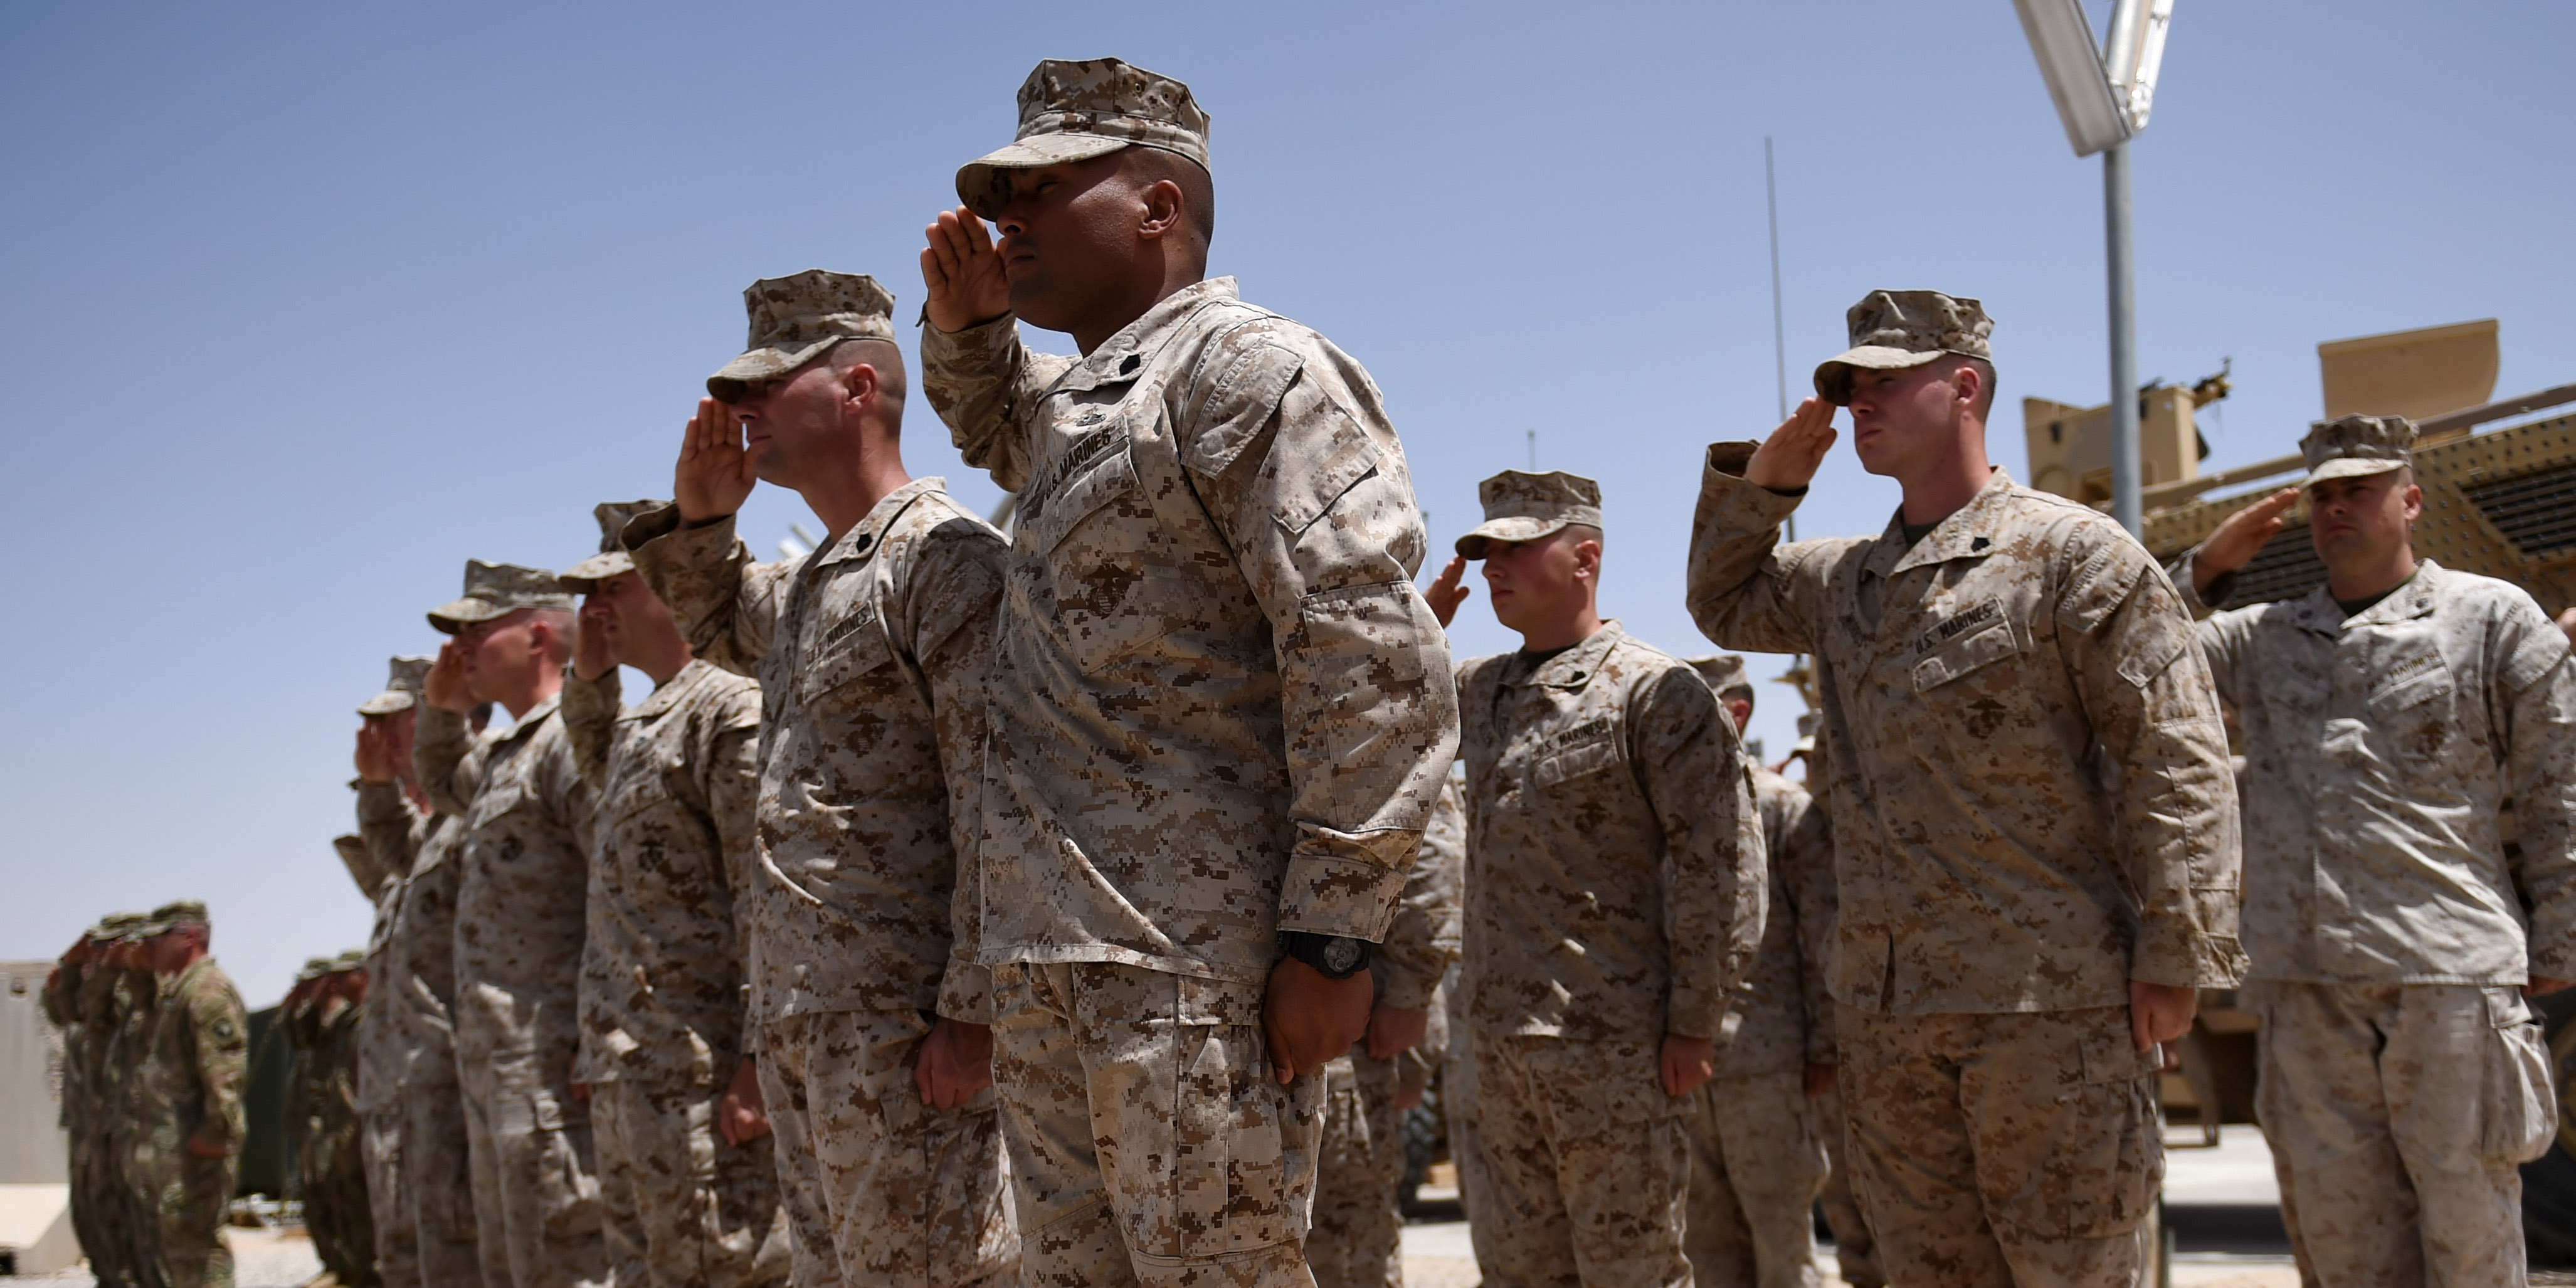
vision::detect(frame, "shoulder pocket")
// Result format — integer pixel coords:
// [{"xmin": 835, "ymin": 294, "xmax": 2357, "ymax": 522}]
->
[{"xmin": 1913, "ymin": 616, "xmax": 2020, "ymax": 692}]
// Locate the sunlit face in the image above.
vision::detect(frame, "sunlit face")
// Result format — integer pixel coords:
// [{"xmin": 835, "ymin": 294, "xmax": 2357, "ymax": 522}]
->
[
  {"xmin": 2306, "ymin": 469, "xmax": 2420, "ymax": 572},
  {"xmin": 453, "ymin": 612, "xmax": 542, "ymax": 704},
  {"xmin": 1479, "ymin": 527, "xmax": 1598, "ymax": 638},
  {"xmin": 987, "ymin": 154, "xmax": 1151, "ymax": 333},
  {"xmin": 731, "ymin": 358, "xmax": 852, "ymax": 490},
  {"xmin": 1845, "ymin": 361, "xmax": 1972, "ymax": 480}
]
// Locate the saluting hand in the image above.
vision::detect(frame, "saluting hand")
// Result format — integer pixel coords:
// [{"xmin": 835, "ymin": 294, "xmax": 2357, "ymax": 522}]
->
[
  {"xmin": 423, "ymin": 638, "xmax": 472, "ymax": 715},
  {"xmin": 2190, "ymin": 487, "xmax": 2300, "ymax": 596},
  {"xmin": 1424, "ymin": 556, "xmax": 1471, "ymax": 629},
  {"xmin": 919, "ymin": 207, "xmax": 1011, "ymax": 334},
  {"xmin": 675, "ymin": 398, "xmax": 758, "ymax": 524},
  {"xmin": 354, "ymin": 722, "xmax": 396, "ymax": 784},
  {"xmin": 573, "ymin": 598, "xmax": 618, "ymax": 682},
  {"xmin": 1743, "ymin": 398, "xmax": 1839, "ymax": 494}
]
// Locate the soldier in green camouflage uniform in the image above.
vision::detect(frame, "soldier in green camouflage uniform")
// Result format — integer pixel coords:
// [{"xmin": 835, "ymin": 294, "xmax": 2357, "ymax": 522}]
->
[
  {"xmin": 288, "ymin": 951, "xmax": 381, "ymax": 1287},
  {"xmin": 129, "ymin": 900, "xmax": 250, "ymax": 1288},
  {"xmin": 45, "ymin": 913, "xmax": 150, "ymax": 1287},
  {"xmin": 104, "ymin": 916, "xmax": 166, "ymax": 1287}
]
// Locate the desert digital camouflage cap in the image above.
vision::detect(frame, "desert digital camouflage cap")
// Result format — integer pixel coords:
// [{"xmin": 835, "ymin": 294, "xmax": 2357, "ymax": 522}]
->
[
  {"xmin": 427, "ymin": 560, "xmax": 575, "ymax": 635},
  {"xmin": 2299, "ymin": 413, "xmax": 2416, "ymax": 488},
  {"xmin": 1687, "ymin": 653, "xmax": 1752, "ymax": 695},
  {"xmin": 707, "ymin": 271, "xmax": 897, "ymax": 404},
  {"xmin": 558, "ymin": 500, "xmax": 664, "ymax": 592},
  {"xmin": 1455, "ymin": 470, "xmax": 1604, "ymax": 559},
  {"xmin": 356, "ymin": 655, "xmax": 433, "ymax": 717},
  {"xmin": 956, "ymin": 58, "xmax": 1211, "ymax": 219},
  {"xmin": 1813, "ymin": 290, "xmax": 1994, "ymax": 406}
]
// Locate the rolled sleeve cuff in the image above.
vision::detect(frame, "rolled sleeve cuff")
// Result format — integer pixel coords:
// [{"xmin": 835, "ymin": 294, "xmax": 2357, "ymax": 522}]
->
[
  {"xmin": 1276, "ymin": 851, "xmax": 1412, "ymax": 943},
  {"xmin": 1701, "ymin": 450, "xmax": 1807, "ymax": 527},
  {"xmin": 1665, "ymin": 990, "xmax": 1729, "ymax": 1043},
  {"xmin": 936, "ymin": 959, "xmax": 995, "ymax": 1027},
  {"xmin": 2172, "ymin": 547, "xmax": 2235, "ymax": 618},
  {"xmin": 627, "ymin": 503, "xmax": 737, "ymax": 566},
  {"xmin": 922, "ymin": 310, "xmax": 1020, "ymax": 365},
  {"xmin": 354, "ymin": 781, "xmax": 411, "ymax": 826},
  {"xmin": 2133, "ymin": 931, "xmax": 2249, "ymax": 990}
]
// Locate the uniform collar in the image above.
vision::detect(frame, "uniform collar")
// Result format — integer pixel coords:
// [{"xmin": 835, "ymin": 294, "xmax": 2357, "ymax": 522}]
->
[
  {"xmin": 495, "ymin": 692, "xmax": 561, "ymax": 744},
  {"xmin": 815, "ymin": 477, "xmax": 948, "ymax": 570},
  {"xmin": 625, "ymin": 658, "xmax": 717, "ymax": 722},
  {"xmin": 2292, "ymin": 559, "xmax": 2445, "ymax": 634},
  {"xmin": 1511, "ymin": 620, "xmax": 1625, "ymax": 690},
  {"xmin": 1049, "ymin": 277, "xmax": 1240, "ymax": 394},
  {"xmin": 1867, "ymin": 469, "xmax": 2020, "ymax": 579}
]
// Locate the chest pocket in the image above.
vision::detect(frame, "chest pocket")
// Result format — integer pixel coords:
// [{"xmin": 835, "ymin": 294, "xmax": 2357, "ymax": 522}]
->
[
  {"xmin": 1909, "ymin": 602, "xmax": 2037, "ymax": 746},
  {"xmin": 1531, "ymin": 722, "xmax": 1622, "ymax": 791},
  {"xmin": 1911, "ymin": 601, "xmax": 2019, "ymax": 692},
  {"xmin": 467, "ymin": 778, "xmax": 531, "ymax": 831},
  {"xmin": 798, "ymin": 596, "xmax": 897, "ymax": 705},
  {"xmin": 1020, "ymin": 417, "xmax": 1188, "ymax": 674},
  {"xmin": 2364, "ymin": 652, "xmax": 2457, "ymax": 766}
]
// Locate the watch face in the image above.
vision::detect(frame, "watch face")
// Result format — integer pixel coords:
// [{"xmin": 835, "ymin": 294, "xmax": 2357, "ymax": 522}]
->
[{"xmin": 1322, "ymin": 937, "xmax": 1364, "ymax": 975}]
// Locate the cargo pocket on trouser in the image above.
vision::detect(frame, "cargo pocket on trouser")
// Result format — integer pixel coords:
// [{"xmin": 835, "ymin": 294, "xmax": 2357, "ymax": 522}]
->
[
  {"xmin": 531, "ymin": 1112, "xmax": 604, "ymax": 1247},
  {"xmin": 1165, "ymin": 1018, "xmax": 1311, "ymax": 1260},
  {"xmin": 1994, "ymin": 1015, "xmax": 2160, "ymax": 1242},
  {"xmin": 2479, "ymin": 986, "xmax": 2556, "ymax": 1164}
]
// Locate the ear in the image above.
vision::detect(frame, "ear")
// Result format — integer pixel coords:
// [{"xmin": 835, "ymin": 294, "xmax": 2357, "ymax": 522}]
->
[
  {"xmin": 838, "ymin": 358, "xmax": 880, "ymax": 409},
  {"xmin": 1572, "ymin": 536, "xmax": 1603, "ymax": 578},
  {"xmin": 1951, "ymin": 360, "xmax": 1985, "ymax": 410},
  {"xmin": 2400, "ymin": 480, "xmax": 2425, "ymax": 524},
  {"xmin": 1137, "ymin": 177, "xmax": 1185, "ymax": 243}
]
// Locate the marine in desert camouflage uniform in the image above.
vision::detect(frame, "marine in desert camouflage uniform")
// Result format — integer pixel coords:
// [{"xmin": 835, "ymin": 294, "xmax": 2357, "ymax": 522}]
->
[
  {"xmin": 558, "ymin": 500, "xmax": 789, "ymax": 1288},
  {"xmin": 2178, "ymin": 414, "xmax": 2576, "ymax": 1287},
  {"xmin": 630, "ymin": 272, "xmax": 1015, "ymax": 1288},
  {"xmin": 1306, "ymin": 777, "xmax": 1464, "ymax": 1288},
  {"xmin": 354, "ymin": 658, "xmax": 486, "ymax": 1288},
  {"xmin": 1682, "ymin": 653, "xmax": 1837, "ymax": 1288},
  {"xmin": 128, "ymin": 901, "xmax": 250, "ymax": 1288},
  {"xmin": 1425, "ymin": 470, "xmax": 1764, "ymax": 1288},
  {"xmin": 414, "ymin": 560, "xmax": 606, "ymax": 1288},
  {"xmin": 921, "ymin": 56, "xmax": 1459, "ymax": 1287},
  {"xmin": 1687, "ymin": 290, "xmax": 2245, "ymax": 1287}
]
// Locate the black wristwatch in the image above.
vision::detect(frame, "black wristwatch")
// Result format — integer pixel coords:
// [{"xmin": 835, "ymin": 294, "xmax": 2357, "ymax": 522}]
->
[{"xmin": 1279, "ymin": 932, "xmax": 1373, "ymax": 980}]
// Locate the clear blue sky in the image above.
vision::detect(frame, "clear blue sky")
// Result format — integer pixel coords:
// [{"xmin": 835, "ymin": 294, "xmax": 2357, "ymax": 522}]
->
[{"xmin": 4, "ymin": 3, "xmax": 2569, "ymax": 1005}]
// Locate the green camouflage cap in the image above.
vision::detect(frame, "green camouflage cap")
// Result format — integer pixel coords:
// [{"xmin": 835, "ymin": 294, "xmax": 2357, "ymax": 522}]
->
[
  {"xmin": 357, "ymin": 655, "xmax": 433, "ymax": 717},
  {"xmin": 329, "ymin": 949, "xmax": 367, "ymax": 973},
  {"xmin": 2299, "ymin": 413, "xmax": 2416, "ymax": 488},
  {"xmin": 956, "ymin": 58, "xmax": 1211, "ymax": 219},
  {"xmin": 707, "ymin": 272, "xmax": 896, "ymax": 404},
  {"xmin": 559, "ymin": 500, "xmax": 664, "ymax": 592},
  {"xmin": 427, "ymin": 560, "xmax": 574, "ymax": 635},
  {"xmin": 142, "ymin": 899, "xmax": 209, "ymax": 936},
  {"xmin": 94, "ymin": 912, "xmax": 150, "ymax": 941},
  {"xmin": 1813, "ymin": 290, "xmax": 1993, "ymax": 406},
  {"xmin": 295, "ymin": 956, "xmax": 335, "ymax": 983},
  {"xmin": 1687, "ymin": 653, "xmax": 1753, "ymax": 695},
  {"xmin": 1456, "ymin": 470, "xmax": 1604, "ymax": 559}
]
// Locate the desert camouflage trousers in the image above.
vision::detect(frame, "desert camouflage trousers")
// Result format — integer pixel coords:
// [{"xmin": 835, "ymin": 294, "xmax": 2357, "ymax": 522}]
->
[
  {"xmin": 1810, "ymin": 1081, "xmax": 1881, "ymax": 1288},
  {"xmin": 591, "ymin": 1076, "xmax": 790, "ymax": 1288},
  {"xmin": 362, "ymin": 1103, "xmax": 420, "ymax": 1288},
  {"xmin": 458, "ymin": 1046, "xmax": 609, "ymax": 1288},
  {"xmin": 757, "ymin": 1009, "xmax": 1015, "ymax": 1288},
  {"xmin": 2247, "ymin": 980, "xmax": 2555, "ymax": 1288},
  {"xmin": 1470, "ymin": 1033, "xmax": 1691, "ymax": 1288},
  {"xmin": 400, "ymin": 1042, "xmax": 485, "ymax": 1288},
  {"xmin": 991, "ymin": 962, "xmax": 1322, "ymax": 1288},
  {"xmin": 1835, "ymin": 1003, "xmax": 2159, "ymax": 1288},
  {"xmin": 1440, "ymin": 982, "xmax": 1501, "ymax": 1278},
  {"xmin": 1307, "ymin": 1047, "xmax": 1407, "ymax": 1288},
  {"xmin": 1683, "ymin": 1070, "xmax": 1827, "ymax": 1288}
]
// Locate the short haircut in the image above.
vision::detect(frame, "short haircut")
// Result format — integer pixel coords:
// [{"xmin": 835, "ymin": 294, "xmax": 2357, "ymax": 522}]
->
[
  {"xmin": 830, "ymin": 337, "xmax": 909, "ymax": 430},
  {"xmin": 1720, "ymin": 684, "xmax": 1756, "ymax": 709},
  {"xmin": 1562, "ymin": 522, "xmax": 1604, "ymax": 549},
  {"xmin": 1955, "ymin": 355, "xmax": 1997, "ymax": 416},
  {"xmin": 1124, "ymin": 146, "xmax": 1215, "ymax": 250},
  {"xmin": 526, "ymin": 606, "xmax": 576, "ymax": 662}
]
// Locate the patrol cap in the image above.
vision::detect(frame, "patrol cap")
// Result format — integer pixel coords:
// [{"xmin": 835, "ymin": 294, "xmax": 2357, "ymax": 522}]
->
[
  {"xmin": 557, "ymin": 500, "xmax": 665, "ymax": 593},
  {"xmin": 956, "ymin": 58, "xmax": 1211, "ymax": 219},
  {"xmin": 707, "ymin": 272, "xmax": 896, "ymax": 404},
  {"xmin": 1455, "ymin": 470, "xmax": 1603, "ymax": 559},
  {"xmin": 94, "ymin": 912, "xmax": 150, "ymax": 941},
  {"xmin": 2298, "ymin": 414, "xmax": 2416, "ymax": 488},
  {"xmin": 357, "ymin": 655, "xmax": 433, "ymax": 717},
  {"xmin": 1813, "ymin": 290, "xmax": 1993, "ymax": 406},
  {"xmin": 427, "ymin": 561, "xmax": 574, "ymax": 635},
  {"xmin": 295, "ymin": 956, "xmax": 334, "ymax": 983},
  {"xmin": 329, "ymin": 949, "xmax": 367, "ymax": 973},
  {"xmin": 1687, "ymin": 653, "xmax": 1753, "ymax": 696},
  {"xmin": 144, "ymin": 900, "xmax": 209, "ymax": 936}
]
